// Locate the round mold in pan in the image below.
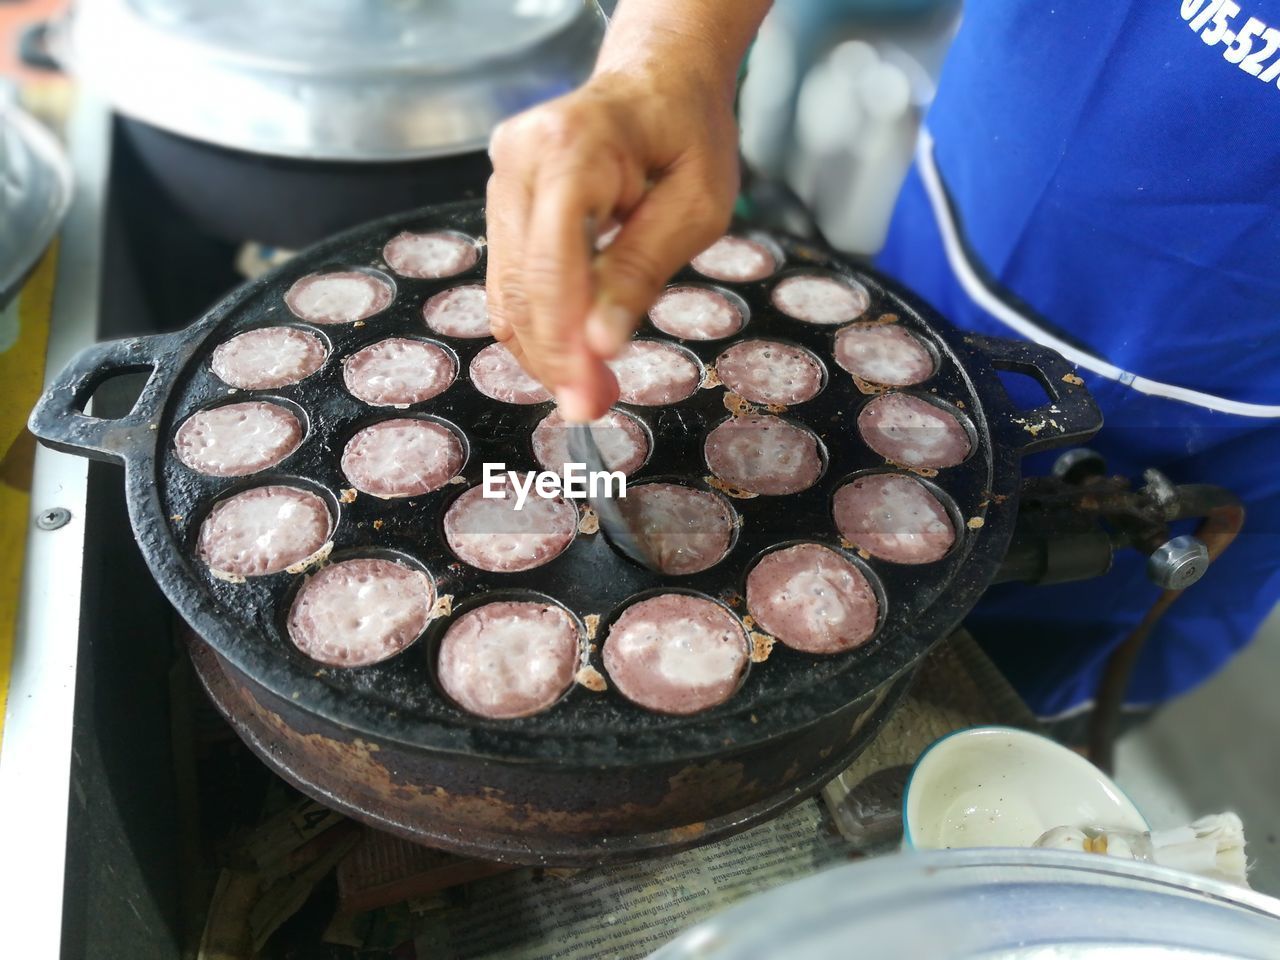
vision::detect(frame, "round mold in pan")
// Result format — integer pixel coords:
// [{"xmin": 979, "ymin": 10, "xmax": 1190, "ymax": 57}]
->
[
  {"xmin": 856, "ymin": 389, "xmax": 980, "ymax": 473},
  {"xmin": 690, "ymin": 232, "xmax": 785, "ymax": 285},
  {"xmin": 769, "ymin": 267, "xmax": 873, "ymax": 326},
  {"xmin": 421, "ymin": 283, "xmax": 492, "ymax": 340},
  {"xmin": 701, "ymin": 412, "xmax": 829, "ymax": 498},
  {"xmin": 832, "ymin": 317, "xmax": 942, "ymax": 390},
  {"xmin": 208, "ymin": 320, "xmax": 334, "ymax": 390},
  {"xmin": 646, "ymin": 283, "xmax": 752, "ymax": 342},
  {"xmin": 608, "ymin": 338, "xmax": 707, "ymax": 406},
  {"xmin": 529, "ymin": 406, "xmax": 655, "ymax": 477},
  {"xmin": 341, "ymin": 334, "xmax": 461, "ymax": 407},
  {"xmin": 436, "ymin": 473, "xmax": 580, "ymax": 575},
  {"xmin": 604, "ymin": 476, "xmax": 742, "ymax": 575},
  {"xmin": 171, "ymin": 393, "xmax": 311, "ymax": 478},
  {"xmin": 283, "ymin": 266, "xmax": 398, "ymax": 325},
  {"xmin": 337, "ymin": 411, "xmax": 470, "ymax": 498},
  {"xmin": 830, "ymin": 467, "xmax": 966, "ymax": 567},
  {"xmin": 713, "ymin": 337, "xmax": 830, "ymax": 408},
  {"xmin": 185, "ymin": 473, "xmax": 340, "ymax": 584},
  {"xmin": 276, "ymin": 545, "xmax": 438, "ymax": 670},
  {"xmin": 382, "ymin": 229, "xmax": 483, "ymax": 281},
  {"xmin": 31, "ymin": 199, "xmax": 1102, "ymax": 773},
  {"xmin": 595, "ymin": 586, "xmax": 753, "ymax": 717},
  {"xmin": 741, "ymin": 537, "xmax": 889, "ymax": 657},
  {"xmin": 423, "ymin": 588, "xmax": 588, "ymax": 724}
]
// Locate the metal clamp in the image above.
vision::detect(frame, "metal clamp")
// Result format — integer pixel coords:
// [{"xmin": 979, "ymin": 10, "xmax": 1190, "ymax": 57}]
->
[{"xmin": 998, "ymin": 452, "xmax": 1240, "ymax": 592}]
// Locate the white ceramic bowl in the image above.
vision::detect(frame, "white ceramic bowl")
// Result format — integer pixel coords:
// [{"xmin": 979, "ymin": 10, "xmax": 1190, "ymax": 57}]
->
[{"xmin": 902, "ymin": 726, "xmax": 1148, "ymax": 850}]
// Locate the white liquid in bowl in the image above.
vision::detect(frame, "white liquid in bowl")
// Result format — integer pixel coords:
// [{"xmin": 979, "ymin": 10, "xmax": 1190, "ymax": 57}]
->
[{"xmin": 904, "ymin": 727, "xmax": 1148, "ymax": 850}]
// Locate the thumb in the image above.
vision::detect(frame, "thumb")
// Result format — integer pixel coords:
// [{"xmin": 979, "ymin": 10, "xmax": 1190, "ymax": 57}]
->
[{"xmin": 587, "ymin": 171, "xmax": 731, "ymax": 357}]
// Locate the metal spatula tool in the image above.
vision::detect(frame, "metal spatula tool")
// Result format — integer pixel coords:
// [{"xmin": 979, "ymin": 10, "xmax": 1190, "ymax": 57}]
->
[{"xmin": 566, "ymin": 422, "xmax": 659, "ymax": 571}]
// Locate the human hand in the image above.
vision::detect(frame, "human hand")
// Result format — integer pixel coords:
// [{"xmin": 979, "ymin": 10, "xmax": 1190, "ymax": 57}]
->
[{"xmin": 485, "ymin": 58, "xmax": 740, "ymax": 421}]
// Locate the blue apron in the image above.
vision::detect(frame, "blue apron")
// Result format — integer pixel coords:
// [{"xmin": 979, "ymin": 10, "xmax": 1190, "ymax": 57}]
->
[{"xmin": 878, "ymin": 0, "xmax": 1280, "ymax": 718}]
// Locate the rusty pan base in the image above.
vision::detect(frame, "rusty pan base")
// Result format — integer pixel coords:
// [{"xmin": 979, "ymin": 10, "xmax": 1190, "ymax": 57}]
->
[{"xmin": 188, "ymin": 636, "xmax": 910, "ymax": 866}]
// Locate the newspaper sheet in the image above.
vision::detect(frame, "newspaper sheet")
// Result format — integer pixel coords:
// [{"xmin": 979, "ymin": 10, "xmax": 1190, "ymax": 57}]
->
[{"xmin": 413, "ymin": 800, "xmax": 849, "ymax": 960}]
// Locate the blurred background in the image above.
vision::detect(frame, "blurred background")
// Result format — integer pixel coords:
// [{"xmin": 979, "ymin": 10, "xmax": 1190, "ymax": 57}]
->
[{"xmin": 739, "ymin": 0, "xmax": 960, "ymax": 255}]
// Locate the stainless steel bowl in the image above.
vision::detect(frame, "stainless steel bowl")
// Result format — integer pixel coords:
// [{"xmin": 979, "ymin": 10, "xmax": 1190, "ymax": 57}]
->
[
  {"xmin": 0, "ymin": 103, "xmax": 71, "ymax": 307},
  {"xmin": 652, "ymin": 850, "xmax": 1280, "ymax": 959}
]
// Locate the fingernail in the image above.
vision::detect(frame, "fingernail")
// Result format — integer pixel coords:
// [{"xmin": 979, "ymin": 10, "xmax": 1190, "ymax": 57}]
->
[
  {"xmin": 554, "ymin": 385, "xmax": 597, "ymax": 424},
  {"xmin": 586, "ymin": 304, "xmax": 633, "ymax": 356}
]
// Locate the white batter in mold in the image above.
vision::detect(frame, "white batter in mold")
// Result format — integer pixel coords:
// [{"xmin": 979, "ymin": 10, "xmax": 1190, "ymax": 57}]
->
[
  {"xmin": 285, "ymin": 270, "xmax": 393, "ymax": 324},
  {"xmin": 704, "ymin": 416, "xmax": 823, "ymax": 495},
  {"xmin": 691, "ymin": 235, "xmax": 778, "ymax": 283},
  {"xmin": 834, "ymin": 322, "xmax": 935, "ymax": 386},
  {"xmin": 617, "ymin": 483, "xmax": 735, "ymax": 575},
  {"xmin": 858, "ymin": 393, "xmax": 972, "ymax": 469},
  {"xmin": 288, "ymin": 558, "xmax": 433, "ymax": 668},
  {"xmin": 422, "ymin": 284, "xmax": 491, "ymax": 339},
  {"xmin": 469, "ymin": 341, "xmax": 553, "ymax": 404},
  {"xmin": 443, "ymin": 478, "xmax": 577, "ymax": 573},
  {"xmin": 197, "ymin": 485, "xmax": 332, "ymax": 579},
  {"xmin": 771, "ymin": 274, "xmax": 869, "ymax": 325},
  {"xmin": 746, "ymin": 543, "xmax": 879, "ymax": 654},
  {"xmin": 608, "ymin": 340, "xmax": 702, "ymax": 406},
  {"xmin": 211, "ymin": 327, "xmax": 327, "ymax": 389},
  {"xmin": 648, "ymin": 286, "xmax": 745, "ymax": 340},
  {"xmin": 382, "ymin": 230, "xmax": 478, "ymax": 279},
  {"xmin": 833, "ymin": 472, "xmax": 956, "ymax": 564},
  {"xmin": 532, "ymin": 409, "xmax": 649, "ymax": 476},
  {"xmin": 437, "ymin": 601, "xmax": 579, "ymax": 719},
  {"xmin": 341, "ymin": 418, "xmax": 465, "ymax": 498},
  {"xmin": 714, "ymin": 339, "xmax": 825, "ymax": 406},
  {"xmin": 175, "ymin": 401, "xmax": 303, "ymax": 477},
  {"xmin": 344, "ymin": 337, "xmax": 456, "ymax": 406},
  {"xmin": 603, "ymin": 594, "xmax": 749, "ymax": 715}
]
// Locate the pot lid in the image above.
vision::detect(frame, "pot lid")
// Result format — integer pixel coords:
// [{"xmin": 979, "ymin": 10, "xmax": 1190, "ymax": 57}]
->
[
  {"xmin": 653, "ymin": 850, "xmax": 1280, "ymax": 960},
  {"xmin": 67, "ymin": 0, "xmax": 606, "ymax": 161},
  {"xmin": 0, "ymin": 103, "xmax": 72, "ymax": 307}
]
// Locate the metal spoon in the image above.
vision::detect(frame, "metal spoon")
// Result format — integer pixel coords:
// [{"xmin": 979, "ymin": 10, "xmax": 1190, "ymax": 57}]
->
[{"xmin": 566, "ymin": 422, "xmax": 659, "ymax": 571}]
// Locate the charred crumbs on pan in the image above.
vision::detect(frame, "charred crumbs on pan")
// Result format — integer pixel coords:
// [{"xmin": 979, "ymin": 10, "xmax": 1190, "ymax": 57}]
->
[{"xmin": 149, "ymin": 203, "xmax": 1006, "ymax": 736}]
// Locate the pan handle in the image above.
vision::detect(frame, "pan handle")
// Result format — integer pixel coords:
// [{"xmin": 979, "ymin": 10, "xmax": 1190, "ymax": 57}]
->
[
  {"xmin": 966, "ymin": 334, "xmax": 1103, "ymax": 455},
  {"xmin": 28, "ymin": 331, "xmax": 188, "ymax": 465}
]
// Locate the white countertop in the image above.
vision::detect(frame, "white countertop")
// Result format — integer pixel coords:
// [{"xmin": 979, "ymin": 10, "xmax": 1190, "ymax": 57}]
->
[{"xmin": 0, "ymin": 91, "xmax": 109, "ymax": 960}]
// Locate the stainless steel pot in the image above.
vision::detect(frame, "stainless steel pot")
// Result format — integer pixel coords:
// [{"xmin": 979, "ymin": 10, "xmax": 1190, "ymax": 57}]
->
[{"xmin": 67, "ymin": 0, "xmax": 607, "ymax": 161}]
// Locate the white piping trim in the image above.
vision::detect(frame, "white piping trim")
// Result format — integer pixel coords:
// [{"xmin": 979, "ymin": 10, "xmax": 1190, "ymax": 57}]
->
[
  {"xmin": 916, "ymin": 128, "xmax": 1280, "ymax": 419},
  {"xmin": 1034, "ymin": 698, "xmax": 1158, "ymax": 723},
  {"xmin": 1036, "ymin": 698, "xmax": 1096, "ymax": 723}
]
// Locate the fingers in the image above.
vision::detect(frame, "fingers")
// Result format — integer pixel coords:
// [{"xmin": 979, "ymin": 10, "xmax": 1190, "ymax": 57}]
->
[
  {"xmin": 485, "ymin": 88, "xmax": 735, "ymax": 424},
  {"xmin": 485, "ymin": 129, "xmax": 533, "ymax": 344},
  {"xmin": 520, "ymin": 169, "xmax": 607, "ymax": 351},
  {"xmin": 502, "ymin": 321, "xmax": 620, "ymax": 422},
  {"xmin": 553, "ymin": 357, "xmax": 621, "ymax": 422},
  {"xmin": 484, "ymin": 177, "xmax": 521, "ymax": 343},
  {"xmin": 586, "ymin": 154, "xmax": 736, "ymax": 357},
  {"xmin": 488, "ymin": 107, "xmax": 639, "ymax": 422},
  {"xmin": 513, "ymin": 126, "xmax": 642, "ymax": 420}
]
